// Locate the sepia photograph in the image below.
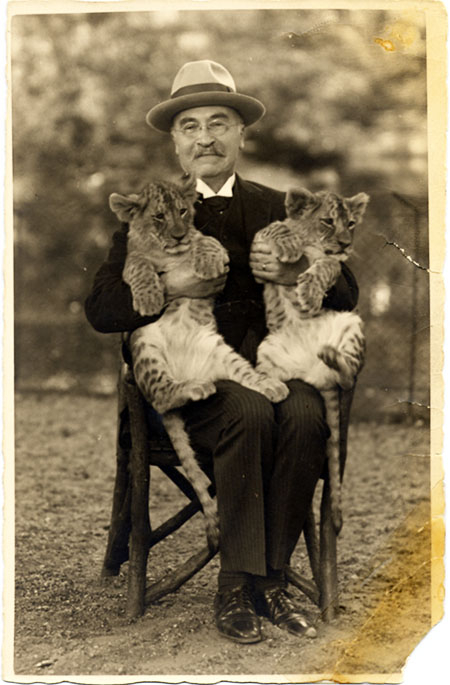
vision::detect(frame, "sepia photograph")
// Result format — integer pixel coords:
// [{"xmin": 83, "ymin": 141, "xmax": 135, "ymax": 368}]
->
[{"xmin": 5, "ymin": 0, "xmax": 446, "ymax": 682}]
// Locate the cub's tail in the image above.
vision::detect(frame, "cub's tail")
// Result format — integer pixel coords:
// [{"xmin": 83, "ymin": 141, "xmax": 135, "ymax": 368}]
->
[
  {"xmin": 162, "ymin": 412, "xmax": 219, "ymax": 551},
  {"xmin": 321, "ymin": 389, "xmax": 343, "ymax": 534}
]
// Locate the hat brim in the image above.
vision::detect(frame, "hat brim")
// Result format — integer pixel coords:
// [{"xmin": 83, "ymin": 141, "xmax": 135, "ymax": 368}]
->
[{"xmin": 146, "ymin": 91, "xmax": 266, "ymax": 132}]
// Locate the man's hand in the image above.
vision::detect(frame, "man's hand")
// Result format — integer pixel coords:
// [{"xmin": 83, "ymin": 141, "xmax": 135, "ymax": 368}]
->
[
  {"xmin": 161, "ymin": 267, "xmax": 228, "ymax": 302},
  {"xmin": 250, "ymin": 242, "xmax": 309, "ymax": 285}
]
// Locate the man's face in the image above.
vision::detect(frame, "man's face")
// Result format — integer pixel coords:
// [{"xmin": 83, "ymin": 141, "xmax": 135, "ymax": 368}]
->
[{"xmin": 171, "ymin": 106, "xmax": 244, "ymax": 189}]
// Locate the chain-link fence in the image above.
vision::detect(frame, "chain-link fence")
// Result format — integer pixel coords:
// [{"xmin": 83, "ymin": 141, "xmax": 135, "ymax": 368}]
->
[{"xmin": 349, "ymin": 190, "xmax": 429, "ymax": 421}]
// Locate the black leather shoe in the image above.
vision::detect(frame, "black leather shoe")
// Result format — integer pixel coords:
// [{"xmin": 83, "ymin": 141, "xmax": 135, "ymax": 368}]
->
[
  {"xmin": 214, "ymin": 585, "xmax": 262, "ymax": 643},
  {"xmin": 256, "ymin": 586, "xmax": 317, "ymax": 638}
]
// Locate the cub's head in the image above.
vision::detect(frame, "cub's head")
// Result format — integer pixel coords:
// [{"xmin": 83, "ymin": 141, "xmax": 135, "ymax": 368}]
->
[
  {"xmin": 285, "ymin": 187, "xmax": 369, "ymax": 258},
  {"xmin": 109, "ymin": 177, "xmax": 197, "ymax": 255}
]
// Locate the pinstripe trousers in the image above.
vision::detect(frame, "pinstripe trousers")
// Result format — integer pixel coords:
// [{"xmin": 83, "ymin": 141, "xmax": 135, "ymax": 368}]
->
[{"xmin": 181, "ymin": 379, "xmax": 329, "ymax": 577}]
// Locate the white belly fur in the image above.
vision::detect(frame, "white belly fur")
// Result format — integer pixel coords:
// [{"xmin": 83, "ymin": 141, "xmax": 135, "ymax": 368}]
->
[
  {"xmin": 136, "ymin": 303, "xmax": 225, "ymax": 383},
  {"xmin": 260, "ymin": 309, "xmax": 361, "ymax": 390}
]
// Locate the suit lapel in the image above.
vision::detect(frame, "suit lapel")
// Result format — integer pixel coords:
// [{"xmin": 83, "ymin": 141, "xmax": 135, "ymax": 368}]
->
[{"xmin": 235, "ymin": 174, "xmax": 273, "ymax": 245}]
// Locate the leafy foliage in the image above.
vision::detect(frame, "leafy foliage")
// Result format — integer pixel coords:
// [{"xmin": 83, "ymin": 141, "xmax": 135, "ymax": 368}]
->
[
  {"xmin": 12, "ymin": 9, "xmax": 429, "ymax": 408},
  {"xmin": 12, "ymin": 8, "xmax": 426, "ymax": 318}
]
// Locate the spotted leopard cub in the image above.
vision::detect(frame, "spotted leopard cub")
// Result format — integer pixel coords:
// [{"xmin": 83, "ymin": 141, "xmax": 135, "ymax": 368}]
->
[
  {"xmin": 253, "ymin": 187, "xmax": 369, "ymax": 533},
  {"xmin": 109, "ymin": 179, "xmax": 289, "ymax": 550}
]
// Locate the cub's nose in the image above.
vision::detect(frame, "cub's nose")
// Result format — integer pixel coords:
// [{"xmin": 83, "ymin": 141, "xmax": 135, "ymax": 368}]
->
[
  {"xmin": 170, "ymin": 223, "xmax": 188, "ymax": 240},
  {"xmin": 338, "ymin": 233, "xmax": 352, "ymax": 248}
]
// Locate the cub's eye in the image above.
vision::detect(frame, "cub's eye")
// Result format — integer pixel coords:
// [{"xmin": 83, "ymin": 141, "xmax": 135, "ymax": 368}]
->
[
  {"xmin": 320, "ymin": 217, "xmax": 334, "ymax": 228},
  {"xmin": 153, "ymin": 213, "xmax": 165, "ymax": 221},
  {"xmin": 179, "ymin": 208, "xmax": 188, "ymax": 217},
  {"xmin": 348, "ymin": 220, "xmax": 356, "ymax": 229}
]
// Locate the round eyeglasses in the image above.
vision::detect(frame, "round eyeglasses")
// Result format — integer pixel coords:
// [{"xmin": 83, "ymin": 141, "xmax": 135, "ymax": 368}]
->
[{"xmin": 172, "ymin": 120, "xmax": 241, "ymax": 139}]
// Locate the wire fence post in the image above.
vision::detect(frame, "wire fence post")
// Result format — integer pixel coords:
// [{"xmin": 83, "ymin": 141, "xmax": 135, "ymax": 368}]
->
[{"xmin": 392, "ymin": 192, "xmax": 422, "ymax": 421}]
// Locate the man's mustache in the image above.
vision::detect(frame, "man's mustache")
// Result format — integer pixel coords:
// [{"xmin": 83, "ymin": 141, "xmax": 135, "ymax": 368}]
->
[{"xmin": 195, "ymin": 148, "xmax": 225, "ymax": 158}]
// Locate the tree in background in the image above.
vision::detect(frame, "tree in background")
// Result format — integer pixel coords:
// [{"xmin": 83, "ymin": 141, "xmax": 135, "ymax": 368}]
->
[
  {"xmin": 12, "ymin": 8, "xmax": 426, "ymax": 317},
  {"xmin": 12, "ymin": 9, "xmax": 429, "ymax": 413}
]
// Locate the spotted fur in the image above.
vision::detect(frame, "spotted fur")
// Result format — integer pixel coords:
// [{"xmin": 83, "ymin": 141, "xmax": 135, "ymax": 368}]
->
[
  {"xmin": 110, "ymin": 179, "xmax": 289, "ymax": 549},
  {"xmin": 253, "ymin": 187, "xmax": 369, "ymax": 533}
]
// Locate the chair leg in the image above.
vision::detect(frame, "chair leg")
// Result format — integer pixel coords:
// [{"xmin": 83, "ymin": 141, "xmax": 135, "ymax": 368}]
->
[
  {"xmin": 126, "ymin": 382, "xmax": 152, "ymax": 618},
  {"xmin": 284, "ymin": 565, "xmax": 320, "ymax": 606},
  {"xmin": 101, "ymin": 440, "xmax": 131, "ymax": 577},
  {"xmin": 319, "ymin": 478, "xmax": 339, "ymax": 621},
  {"xmin": 303, "ymin": 505, "xmax": 320, "ymax": 587},
  {"xmin": 285, "ymin": 505, "xmax": 321, "ymax": 606}
]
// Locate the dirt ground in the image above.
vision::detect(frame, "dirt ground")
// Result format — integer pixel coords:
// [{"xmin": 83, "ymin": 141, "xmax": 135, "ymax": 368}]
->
[{"xmin": 12, "ymin": 391, "xmax": 432, "ymax": 681}]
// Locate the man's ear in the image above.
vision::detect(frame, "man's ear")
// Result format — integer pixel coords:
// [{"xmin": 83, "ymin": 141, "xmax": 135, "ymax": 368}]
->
[
  {"xmin": 171, "ymin": 129, "xmax": 180, "ymax": 156},
  {"xmin": 347, "ymin": 192, "xmax": 370, "ymax": 224},
  {"xmin": 238, "ymin": 123, "xmax": 246, "ymax": 150},
  {"xmin": 109, "ymin": 193, "xmax": 142, "ymax": 223},
  {"xmin": 285, "ymin": 187, "xmax": 317, "ymax": 219}
]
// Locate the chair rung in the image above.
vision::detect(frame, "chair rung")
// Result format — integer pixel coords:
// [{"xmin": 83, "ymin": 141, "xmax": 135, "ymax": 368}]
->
[
  {"xmin": 285, "ymin": 566, "xmax": 320, "ymax": 606},
  {"xmin": 149, "ymin": 499, "xmax": 202, "ymax": 548},
  {"xmin": 149, "ymin": 447, "xmax": 179, "ymax": 467},
  {"xmin": 110, "ymin": 357, "xmax": 354, "ymax": 618},
  {"xmin": 145, "ymin": 543, "xmax": 218, "ymax": 605},
  {"xmin": 158, "ymin": 464, "xmax": 198, "ymax": 501}
]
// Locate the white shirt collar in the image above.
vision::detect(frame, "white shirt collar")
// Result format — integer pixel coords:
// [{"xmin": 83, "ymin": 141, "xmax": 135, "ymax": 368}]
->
[{"xmin": 196, "ymin": 174, "xmax": 236, "ymax": 199}]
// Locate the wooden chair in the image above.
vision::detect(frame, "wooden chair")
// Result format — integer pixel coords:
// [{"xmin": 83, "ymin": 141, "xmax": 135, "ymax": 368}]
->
[{"xmin": 101, "ymin": 349, "xmax": 354, "ymax": 622}]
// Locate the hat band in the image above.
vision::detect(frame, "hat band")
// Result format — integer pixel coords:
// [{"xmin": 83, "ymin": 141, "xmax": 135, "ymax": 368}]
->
[{"xmin": 171, "ymin": 82, "xmax": 233, "ymax": 99}]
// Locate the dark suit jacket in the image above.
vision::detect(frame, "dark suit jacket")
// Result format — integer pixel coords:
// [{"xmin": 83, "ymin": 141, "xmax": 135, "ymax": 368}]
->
[{"xmin": 84, "ymin": 174, "xmax": 358, "ymax": 350}]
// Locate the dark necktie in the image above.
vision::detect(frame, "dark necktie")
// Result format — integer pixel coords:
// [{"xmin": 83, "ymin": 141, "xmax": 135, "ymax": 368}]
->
[
  {"xmin": 196, "ymin": 195, "xmax": 232, "ymax": 216},
  {"xmin": 194, "ymin": 195, "xmax": 232, "ymax": 232}
]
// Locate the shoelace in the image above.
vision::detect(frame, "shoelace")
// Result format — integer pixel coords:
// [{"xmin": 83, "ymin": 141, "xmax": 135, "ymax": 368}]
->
[
  {"xmin": 263, "ymin": 587, "xmax": 302, "ymax": 620},
  {"xmin": 219, "ymin": 585, "xmax": 255, "ymax": 618}
]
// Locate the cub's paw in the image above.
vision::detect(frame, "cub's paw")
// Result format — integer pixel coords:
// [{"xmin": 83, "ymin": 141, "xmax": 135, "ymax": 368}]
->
[
  {"xmin": 296, "ymin": 273, "xmax": 323, "ymax": 315},
  {"xmin": 273, "ymin": 235, "xmax": 304, "ymax": 263},
  {"xmin": 318, "ymin": 344, "xmax": 340, "ymax": 371},
  {"xmin": 184, "ymin": 380, "xmax": 216, "ymax": 403},
  {"xmin": 132, "ymin": 287, "xmax": 165, "ymax": 317},
  {"xmin": 193, "ymin": 241, "xmax": 229, "ymax": 279},
  {"xmin": 319, "ymin": 346, "xmax": 356, "ymax": 390},
  {"xmin": 260, "ymin": 379, "xmax": 290, "ymax": 403}
]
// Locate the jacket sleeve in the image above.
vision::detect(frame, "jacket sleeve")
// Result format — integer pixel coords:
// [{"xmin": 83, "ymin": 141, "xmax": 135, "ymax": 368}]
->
[
  {"xmin": 322, "ymin": 262, "xmax": 359, "ymax": 311},
  {"xmin": 84, "ymin": 223, "xmax": 159, "ymax": 333}
]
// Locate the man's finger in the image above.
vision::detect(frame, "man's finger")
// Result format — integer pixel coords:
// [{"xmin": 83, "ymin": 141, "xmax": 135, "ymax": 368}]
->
[
  {"xmin": 251, "ymin": 261, "xmax": 278, "ymax": 273},
  {"xmin": 250, "ymin": 257, "xmax": 277, "ymax": 269},
  {"xmin": 250, "ymin": 244, "xmax": 272, "ymax": 256},
  {"xmin": 251, "ymin": 267, "xmax": 276, "ymax": 280}
]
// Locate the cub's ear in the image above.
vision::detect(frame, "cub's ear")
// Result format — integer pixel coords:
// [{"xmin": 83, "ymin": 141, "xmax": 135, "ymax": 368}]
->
[
  {"xmin": 180, "ymin": 172, "xmax": 197, "ymax": 204},
  {"xmin": 109, "ymin": 193, "xmax": 142, "ymax": 222},
  {"xmin": 285, "ymin": 187, "xmax": 317, "ymax": 219},
  {"xmin": 347, "ymin": 192, "xmax": 370, "ymax": 223}
]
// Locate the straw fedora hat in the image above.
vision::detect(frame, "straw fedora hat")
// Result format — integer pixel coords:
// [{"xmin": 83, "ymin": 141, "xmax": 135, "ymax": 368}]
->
[{"xmin": 146, "ymin": 60, "xmax": 266, "ymax": 132}]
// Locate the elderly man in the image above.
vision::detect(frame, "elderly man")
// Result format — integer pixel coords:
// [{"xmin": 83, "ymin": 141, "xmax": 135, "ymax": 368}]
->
[{"xmin": 85, "ymin": 60, "xmax": 358, "ymax": 644}]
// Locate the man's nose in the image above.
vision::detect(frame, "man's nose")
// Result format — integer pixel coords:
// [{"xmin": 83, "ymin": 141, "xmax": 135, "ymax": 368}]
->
[{"xmin": 196, "ymin": 126, "xmax": 215, "ymax": 145}]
